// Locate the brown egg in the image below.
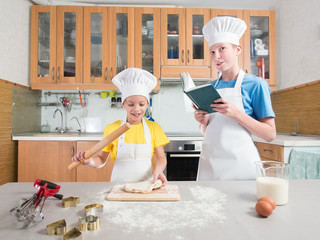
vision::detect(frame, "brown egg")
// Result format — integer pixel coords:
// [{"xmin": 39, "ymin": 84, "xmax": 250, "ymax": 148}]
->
[
  {"xmin": 255, "ymin": 200, "xmax": 274, "ymax": 217},
  {"xmin": 258, "ymin": 197, "xmax": 277, "ymax": 209}
]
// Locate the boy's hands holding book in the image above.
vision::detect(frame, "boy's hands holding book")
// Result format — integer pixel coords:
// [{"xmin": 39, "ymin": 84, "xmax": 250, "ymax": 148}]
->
[
  {"xmin": 210, "ymin": 98, "xmax": 241, "ymax": 119},
  {"xmin": 193, "ymin": 104, "xmax": 209, "ymax": 126}
]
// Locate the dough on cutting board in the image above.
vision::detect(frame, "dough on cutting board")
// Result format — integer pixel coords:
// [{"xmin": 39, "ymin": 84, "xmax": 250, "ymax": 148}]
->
[{"xmin": 124, "ymin": 180, "xmax": 162, "ymax": 194}]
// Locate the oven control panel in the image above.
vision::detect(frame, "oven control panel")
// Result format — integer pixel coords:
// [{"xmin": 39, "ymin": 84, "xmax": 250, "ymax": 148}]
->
[{"xmin": 164, "ymin": 140, "xmax": 202, "ymax": 152}]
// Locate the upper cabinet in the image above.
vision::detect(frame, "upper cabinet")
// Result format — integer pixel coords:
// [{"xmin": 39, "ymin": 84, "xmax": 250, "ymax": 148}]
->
[
  {"xmin": 160, "ymin": 8, "xmax": 211, "ymax": 78},
  {"xmin": 134, "ymin": 8, "xmax": 161, "ymax": 89},
  {"xmin": 30, "ymin": 6, "xmax": 83, "ymax": 88},
  {"xmin": 243, "ymin": 10, "xmax": 276, "ymax": 91},
  {"xmin": 83, "ymin": 7, "xmax": 134, "ymax": 88},
  {"xmin": 30, "ymin": 6, "xmax": 276, "ymax": 90}
]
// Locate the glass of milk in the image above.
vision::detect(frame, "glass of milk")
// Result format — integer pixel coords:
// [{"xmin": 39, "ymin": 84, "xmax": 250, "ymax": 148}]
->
[{"xmin": 256, "ymin": 161, "xmax": 290, "ymax": 205}]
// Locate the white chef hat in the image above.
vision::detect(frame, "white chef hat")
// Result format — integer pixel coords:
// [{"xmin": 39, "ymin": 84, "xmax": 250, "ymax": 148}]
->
[
  {"xmin": 202, "ymin": 16, "xmax": 247, "ymax": 47},
  {"xmin": 112, "ymin": 68, "xmax": 157, "ymax": 103}
]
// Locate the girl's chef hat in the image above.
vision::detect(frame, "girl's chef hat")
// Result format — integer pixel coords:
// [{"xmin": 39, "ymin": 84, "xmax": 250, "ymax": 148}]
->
[
  {"xmin": 202, "ymin": 16, "xmax": 247, "ymax": 47},
  {"xmin": 112, "ymin": 68, "xmax": 156, "ymax": 103}
]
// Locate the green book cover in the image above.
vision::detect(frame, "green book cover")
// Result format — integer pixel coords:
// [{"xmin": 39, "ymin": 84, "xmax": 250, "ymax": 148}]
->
[{"xmin": 180, "ymin": 72, "xmax": 221, "ymax": 113}]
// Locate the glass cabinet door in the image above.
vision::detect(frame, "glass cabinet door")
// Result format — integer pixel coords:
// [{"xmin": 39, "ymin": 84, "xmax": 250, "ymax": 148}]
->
[
  {"xmin": 30, "ymin": 6, "xmax": 56, "ymax": 84},
  {"xmin": 244, "ymin": 10, "xmax": 276, "ymax": 90},
  {"xmin": 186, "ymin": 9, "xmax": 210, "ymax": 66},
  {"xmin": 161, "ymin": 8, "xmax": 185, "ymax": 65},
  {"xmin": 56, "ymin": 6, "xmax": 83, "ymax": 84},
  {"xmin": 135, "ymin": 8, "xmax": 160, "ymax": 86},
  {"xmin": 110, "ymin": 7, "xmax": 134, "ymax": 80},
  {"xmin": 83, "ymin": 7, "xmax": 110, "ymax": 84}
]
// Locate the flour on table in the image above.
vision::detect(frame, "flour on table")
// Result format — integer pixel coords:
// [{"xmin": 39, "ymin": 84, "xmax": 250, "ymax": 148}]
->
[{"xmin": 124, "ymin": 180, "xmax": 162, "ymax": 193}]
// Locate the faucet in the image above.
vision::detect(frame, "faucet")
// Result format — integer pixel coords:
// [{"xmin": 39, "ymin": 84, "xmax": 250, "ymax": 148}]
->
[
  {"xmin": 53, "ymin": 109, "xmax": 69, "ymax": 133},
  {"xmin": 71, "ymin": 117, "xmax": 82, "ymax": 134}
]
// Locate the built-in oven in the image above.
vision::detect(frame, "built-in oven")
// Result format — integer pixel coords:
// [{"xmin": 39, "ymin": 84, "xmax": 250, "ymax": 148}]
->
[{"xmin": 164, "ymin": 139, "xmax": 202, "ymax": 181}]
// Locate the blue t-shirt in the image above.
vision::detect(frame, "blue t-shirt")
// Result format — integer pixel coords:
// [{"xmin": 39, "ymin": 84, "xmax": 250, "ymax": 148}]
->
[{"xmin": 210, "ymin": 74, "xmax": 275, "ymax": 120}]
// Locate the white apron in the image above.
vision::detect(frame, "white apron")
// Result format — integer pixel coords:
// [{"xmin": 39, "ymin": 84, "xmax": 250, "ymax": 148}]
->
[
  {"xmin": 198, "ymin": 69, "xmax": 260, "ymax": 180},
  {"xmin": 110, "ymin": 118, "xmax": 153, "ymax": 182}
]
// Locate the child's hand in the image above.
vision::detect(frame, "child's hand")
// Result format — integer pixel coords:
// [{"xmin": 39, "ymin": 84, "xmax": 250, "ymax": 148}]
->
[
  {"xmin": 211, "ymin": 98, "xmax": 240, "ymax": 118},
  {"xmin": 153, "ymin": 171, "xmax": 167, "ymax": 187},
  {"xmin": 194, "ymin": 106, "xmax": 209, "ymax": 126},
  {"xmin": 71, "ymin": 151, "xmax": 93, "ymax": 166}
]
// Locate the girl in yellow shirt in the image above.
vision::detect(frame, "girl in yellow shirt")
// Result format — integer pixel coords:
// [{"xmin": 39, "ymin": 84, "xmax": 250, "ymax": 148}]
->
[{"xmin": 71, "ymin": 68, "xmax": 169, "ymax": 185}]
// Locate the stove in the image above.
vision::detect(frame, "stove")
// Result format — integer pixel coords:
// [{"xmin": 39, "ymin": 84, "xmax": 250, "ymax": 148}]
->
[{"xmin": 164, "ymin": 132, "xmax": 203, "ymax": 181}]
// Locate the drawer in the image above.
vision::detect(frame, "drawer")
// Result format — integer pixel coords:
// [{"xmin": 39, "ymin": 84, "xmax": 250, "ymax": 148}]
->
[{"xmin": 255, "ymin": 142, "xmax": 284, "ymax": 162}]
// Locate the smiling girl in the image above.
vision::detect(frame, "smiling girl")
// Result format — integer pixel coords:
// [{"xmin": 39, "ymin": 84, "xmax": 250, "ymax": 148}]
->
[{"xmin": 72, "ymin": 68, "xmax": 169, "ymax": 185}]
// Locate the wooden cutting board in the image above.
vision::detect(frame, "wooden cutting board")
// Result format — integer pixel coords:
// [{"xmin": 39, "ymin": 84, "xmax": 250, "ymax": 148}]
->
[{"xmin": 106, "ymin": 184, "xmax": 181, "ymax": 201}]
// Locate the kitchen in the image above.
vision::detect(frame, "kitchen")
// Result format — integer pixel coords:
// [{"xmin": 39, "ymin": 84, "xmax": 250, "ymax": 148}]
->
[{"xmin": 1, "ymin": 0, "xmax": 320, "ymax": 239}]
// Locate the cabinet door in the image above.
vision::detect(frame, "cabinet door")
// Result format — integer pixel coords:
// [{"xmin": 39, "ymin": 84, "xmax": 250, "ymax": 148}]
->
[
  {"xmin": 210, "ymin": 9, "xmax": 244, "ymax": 80},
  {"xmin": 109, "ymin": 7, "xmax": 135, "ymax": 80},
  {"xmin": 56, "ymin": 6, "xmax": 83, "ymax": 84},
  {"xmin": 243, "ymin": 10, "xmax": 276, "ymax": 90},
  {"xmin": 76, "ymin": 141, "xmax": 114, "ymax": 182},
  {"xmin": 30, "ymin": 6, "xmax": 57, "ymax": 84},
  {"xmin": 18, "ymin": 141, "xmax": 76, "ymax": 182},
  {"xmin": 185, "ymin": 8, "xmax": 210, "ymax": 66},
  {"xmin": 134, "ymin": 8, "xmax": 160, "ymax": 89},
  {"xmin": 83, "ymin": 7, "xmax": 111, "ymax": 85},
  {"xmin": 161, "ymin": 8, "xmax": 186, "ymax": 66}
]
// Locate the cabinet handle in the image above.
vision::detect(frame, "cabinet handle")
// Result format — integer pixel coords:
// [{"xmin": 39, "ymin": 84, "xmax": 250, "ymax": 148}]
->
[
  {"xmin": 104, "ymin": 67, "xmax": 108, "ymax": 81},
  {"xmin": 182, "ymin": 50, "xmax": 184, "ymax": 63},
  {"xmin": 263, "ymin": 149, "xmax": 273, "ymax": 154},
  {"xmin": 52, "ymin": 67, "xmax": 55, "ymax": 81},
  {"xmin": 57, "ymin": 66, "xmax": 60, "ymax": 81},
  {"xmin": 110, "ymin": 67, "xmax": 113, "ymax": 80},
  {"xmin": 187, "ymin": 49, "xmax": 190, "ymax": 63},
  {"xmin": 71, "ymin": 146, "xmax": 74, "ymax": 156},
  {"xmin": 245, "ymin": 69, "xmax": 248, "ymax": 73}
]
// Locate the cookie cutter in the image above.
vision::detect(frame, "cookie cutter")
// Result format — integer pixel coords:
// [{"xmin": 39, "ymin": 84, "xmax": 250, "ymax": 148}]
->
[
  {"xmin": 78, "ymin": 215, "xmax": 100, "ymax": 231},
  {"xmin": 84, "ymin": 203, "xmax": 103, "ymax": 216},
  {"xmin": 62, "ymin": 196, "xmax": 80, "ymax": 208},
  {"xmin": 63, "ymin": 227, "xmax": 82, "ymax": 240},
  {"xmin": 47, "ymin": 219, "xmax": 67, "ymax": 235}
]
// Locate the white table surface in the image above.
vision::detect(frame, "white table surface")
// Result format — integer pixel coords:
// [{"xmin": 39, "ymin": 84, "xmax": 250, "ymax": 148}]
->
[{"xmin": 0, "ymin": 180, "xmax": 319, "ymax": 240}]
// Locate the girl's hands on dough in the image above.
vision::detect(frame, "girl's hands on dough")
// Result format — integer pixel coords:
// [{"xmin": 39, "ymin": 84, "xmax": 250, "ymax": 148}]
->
[{"xmin": 153, "ymin": 171, "xmax": 167, "ymax": 187}]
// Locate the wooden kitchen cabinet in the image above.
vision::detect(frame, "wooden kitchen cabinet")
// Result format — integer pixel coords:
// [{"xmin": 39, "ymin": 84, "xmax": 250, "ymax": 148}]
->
[
  {"xmin": 76, "ymin": 141, "xmax": 114, "ymax": 182},
  {"xmin": 18, "ymin": 141, "xmax": 77, "ymax": 182},
  {"xmin": 160, "ymin": 8, "xmax": 212, "ymax": 78},
  {"xmin": 30, "ymin": 6, "xmax": 83, "ymax": 89},
  {"xmin": 243, "ymin": 10, "xmax": 276, "ymax": 91},
  {"xmin": 134, "ymin": 8, "xmax": 161, "ymax": 89},
  {"xmin": 255, "ymin": 142, "xmax": 284, "ymax": 162}
]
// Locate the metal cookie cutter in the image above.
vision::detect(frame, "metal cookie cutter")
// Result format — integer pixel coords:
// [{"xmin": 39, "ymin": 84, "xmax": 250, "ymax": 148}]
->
[
  {"xmin": 84, "ymin": 203, "xmax": 103, "ymax": 216},
  {"xmin": 62, "ymin": 197, "xmax": 80, "ymax": 208},
  {"xmin": 47, "ymin": 219, "xmax": 66, "ymax": 235},
  {"xmin": 63, "ymin": 227, "xmax": 82, "ymax": 240},
  {"xmin": 78, "ymin": 215, "xmax": 100, "ymax": 231}
]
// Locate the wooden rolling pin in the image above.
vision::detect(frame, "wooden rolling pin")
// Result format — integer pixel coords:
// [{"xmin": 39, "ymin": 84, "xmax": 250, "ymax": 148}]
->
[{"xmin": 68, "ymin": 122, "xmax": 131, "ymax": 170}]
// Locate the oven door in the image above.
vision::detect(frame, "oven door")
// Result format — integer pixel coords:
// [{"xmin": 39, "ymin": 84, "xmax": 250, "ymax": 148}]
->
[{"xmin": 166, "ymin": 152, "xmax": 200, "ymax": 181}]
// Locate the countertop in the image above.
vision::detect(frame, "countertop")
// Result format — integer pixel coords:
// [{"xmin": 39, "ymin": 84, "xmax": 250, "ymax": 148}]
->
[
  {"xmin": 1, "ymin": 180, "xmax": 319, "ymax": 240},
  {"xmin": 12, "ymin": 132, "xmax": 320, "ymax": 146},
  {"xmin": 252, "ymin": 133, "xmax": 320, "ymax": 147}
]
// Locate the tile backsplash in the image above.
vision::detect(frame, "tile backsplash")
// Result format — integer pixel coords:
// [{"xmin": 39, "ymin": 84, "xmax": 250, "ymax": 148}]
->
[{"xmin": 41, "ymin": 85, "xmax": 201, "ymax": 135}]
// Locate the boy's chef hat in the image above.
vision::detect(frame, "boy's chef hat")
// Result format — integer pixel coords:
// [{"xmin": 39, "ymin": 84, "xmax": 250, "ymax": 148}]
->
[
  {"xmin": 112, "ymin": 68, "xmax": 157, "ymax": 103},
  {"xmin": 202, "ymin": 16, "xmax": 247, "ymax": 47}
]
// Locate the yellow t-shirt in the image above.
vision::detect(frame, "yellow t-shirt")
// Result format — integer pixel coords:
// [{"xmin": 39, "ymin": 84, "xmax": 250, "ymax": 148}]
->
[{"xmin": 102, "ymin": 119, "xmax": 170, "ymax": 161}]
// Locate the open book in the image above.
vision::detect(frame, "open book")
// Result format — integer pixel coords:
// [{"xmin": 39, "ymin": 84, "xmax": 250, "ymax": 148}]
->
[{"xmin": 180, "ymin": 72, "xmax": 221, "ymax": 113}]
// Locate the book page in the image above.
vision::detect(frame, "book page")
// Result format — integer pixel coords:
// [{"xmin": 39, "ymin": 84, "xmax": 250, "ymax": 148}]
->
[{"xmin": 180, "ymin": 72, "xmax": 195, "ymax": 91}]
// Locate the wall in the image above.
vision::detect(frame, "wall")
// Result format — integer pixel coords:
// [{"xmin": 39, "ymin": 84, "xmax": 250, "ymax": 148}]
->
[
  {"xmin": 275, "ymin": 0, "xmax": 320, "ymax": 89},
  {"xmin": 41, "ymin": 85, "xmax": 201, "ymax": 134},
  {"xmin": 0, "ymin": 0, "xmax": 31, "ymax": 87},
  {"xmin": 271, "ymin": 80, "xmax": 320, "ymax": 135}
]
